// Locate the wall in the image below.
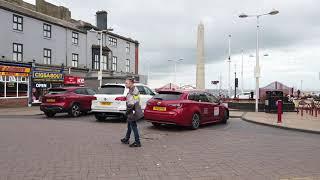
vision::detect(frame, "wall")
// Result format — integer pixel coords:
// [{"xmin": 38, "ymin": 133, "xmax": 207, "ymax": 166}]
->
[
  {"xmin": 107, "ymin": 35, "xmax": 136, "ymax": 73},
  {"xmin": 0, "ymin": 98, "xmax": 28, "ymax": 107},
  {"xmin": 0, "ymin": 8, "xmax": 86, "ymax": 67}
]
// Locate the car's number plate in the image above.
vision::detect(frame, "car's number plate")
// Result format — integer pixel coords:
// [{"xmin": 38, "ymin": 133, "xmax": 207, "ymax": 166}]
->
[
  {"xmin": 100, "ymin": 102, "xmax": 112, "ymax": 106},
  {"xmin": 153, "ymin": 106, "xmax": 166, "ymax": 111},
  {"xmin": 46, "ymin": 99, "xmax": 55, "ymax": 103}
]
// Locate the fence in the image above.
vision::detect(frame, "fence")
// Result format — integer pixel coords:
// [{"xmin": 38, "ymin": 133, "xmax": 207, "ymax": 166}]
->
[{"xmin": 296, "ymin": 99, "xmax": 320, "ymax": 118}]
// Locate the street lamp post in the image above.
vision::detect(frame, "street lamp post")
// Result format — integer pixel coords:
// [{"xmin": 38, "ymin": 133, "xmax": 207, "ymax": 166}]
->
[
  {"xmin": 168, "ymin": 58, "xmax": 184, "ymax": 84},
  {"xmin": 90, "ymin": 28, "xmax": 113, "ymax": 88},
  {"xmin": 228, "ymin": 35, "xmax": 232, "ymax": 98},
  {"xmin": 239, "ymin": 9, "xmax": 279, "ymax": 112},
  {"xmin": 241, "ymin": 49, "xmax": 244, "ymax": 93}
]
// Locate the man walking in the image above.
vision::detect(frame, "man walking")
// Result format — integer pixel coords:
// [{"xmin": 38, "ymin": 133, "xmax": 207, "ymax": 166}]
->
[{"xmin": 121, "ymin": 78, "xmax": 144, "ymax": 147}]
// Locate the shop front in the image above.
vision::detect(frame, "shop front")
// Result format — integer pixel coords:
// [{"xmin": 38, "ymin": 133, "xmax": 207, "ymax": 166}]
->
[
  {"xmin": 64, "ymin": 75, "xmax": 85, "ymax": 87},
  {"xmin": 32, "ymin": 67, "xmax": 64, "ymax": 104},
  {"xmin": 0, "ymin": 61, "xmax": 31, "ymax": 107}
]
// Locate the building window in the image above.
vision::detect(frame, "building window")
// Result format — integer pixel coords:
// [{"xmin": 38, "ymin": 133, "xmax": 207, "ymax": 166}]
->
[
  {"xmin": 112, "ymin": 56, "xmax": 117, "ymax": 71},
  {"xmin": 126, "ymin": 42, "xmax": 130, "ymax": 53},
  {"xmin": 72, "ymin": 32, "xmax": 79, "ymax": 45},
  {"xmin": 0, "ymin": 76, "xmax": 28, "ymax": 98},
  {"xmin": 101, "ymin": 55, "xmax": 107, "ymax": 70},
  {"xmin": 13, "ymin": 43, "xmax": 23, "ymax": 62},
  {"xmin": 43, "ymin": 49, "xmax": 52, "ymax": 65},
  {"xmin": 43, "ymin": 23, "xmax": 51, "ymax": 38},
  {"xmin": 93, "ymin": 55, "xmax": 99, "ymax": 70},
  {"xmin": 72, "ymin": 53, "xmax": 79, "ymax": 67},
  {"xmin": 13, "ymin": 14, "xmax": 23, "ymax": 31},
  {"xmin": 126, "ymin": 59, "xmax": 130, "ymax": 72},
  {"xmin": 109, "ymin": 37, "xmax": 117, "ymax": 46}
]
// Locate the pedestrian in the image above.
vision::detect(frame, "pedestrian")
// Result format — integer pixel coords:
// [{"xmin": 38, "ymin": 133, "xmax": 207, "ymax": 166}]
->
[{"xmin": 121, "ymin": 77, "xmax": 144, "ymax": 147}]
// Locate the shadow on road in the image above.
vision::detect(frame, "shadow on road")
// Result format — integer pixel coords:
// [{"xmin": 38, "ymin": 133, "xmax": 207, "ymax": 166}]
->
[{"xmin": 144, "ymin": 120, "xmax": 230, "ymax": 132}]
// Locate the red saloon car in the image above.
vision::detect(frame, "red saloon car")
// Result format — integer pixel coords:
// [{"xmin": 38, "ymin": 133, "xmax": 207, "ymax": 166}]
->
[
  {"xmin": 40, "ymin": 87, "xmax": 96, "ymax": 117},
  {"xmin": 144, "ymin": 90, "xmax": 229, "ymax": 129}
]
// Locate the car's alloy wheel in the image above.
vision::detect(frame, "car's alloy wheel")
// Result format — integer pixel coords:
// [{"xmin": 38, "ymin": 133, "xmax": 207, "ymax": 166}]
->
[
  {"xmin": 191, "ymin": 113, "xmax": 200, "ymax": 130},
  {"xmin": 69, "ymin": 104, "xmax": 81, "ymax": 117}
]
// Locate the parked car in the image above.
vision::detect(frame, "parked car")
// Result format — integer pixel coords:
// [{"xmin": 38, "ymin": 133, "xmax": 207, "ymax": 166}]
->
[
  {"xmin": 91, "ymin": 83, "xmax": 155, "ymax": 121},
  {"xmin": 144, "ymin": 90, "xmax": 229, "ymax": 129},
  {"xmin": 40, "ymin": 87, "xmax": 96, "ymax": 117}
]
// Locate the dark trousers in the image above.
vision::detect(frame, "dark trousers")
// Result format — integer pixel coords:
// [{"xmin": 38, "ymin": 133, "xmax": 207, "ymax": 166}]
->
[{"xmin": 125, "ymin": 121, "xmax": 140, "ymax": 143}]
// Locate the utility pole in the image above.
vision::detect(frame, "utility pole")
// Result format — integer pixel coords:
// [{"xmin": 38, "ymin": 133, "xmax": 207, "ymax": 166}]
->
[
  {"xmin": 239, "ymin": 9, "xmax": 279, "ymax": 112},
  {"xmin": 228, "ymin": 35, "xmax": 231, "ymax": 98},
  {"xmin": 219, "ymin": 72, "xmax": 222, "ymax": 95},
  {"xmin": 234, "ymin": 64, "xmax": 237, "ymax": 98},
  {"xmin": 241, "ymin": 49, "xmax": 244, "ymax": 92}
]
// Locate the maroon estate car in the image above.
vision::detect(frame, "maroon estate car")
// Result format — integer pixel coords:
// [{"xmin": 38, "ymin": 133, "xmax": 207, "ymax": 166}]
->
[
  {"xmin": 144, "ymin": 90, "xmax": 229, "ymax": 129},
  {"xmin": 40, "ymin": 87, "xmax": 96, "ymax": 117}
]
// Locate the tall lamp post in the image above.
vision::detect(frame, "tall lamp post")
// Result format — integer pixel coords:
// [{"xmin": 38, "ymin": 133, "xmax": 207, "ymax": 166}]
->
[
  {"xmin": 227, "ymin": 35, "xmax": 232, "ymax": 97},
  {"xmin": 240, "ymin": 49, "xmax": 244, "ymax": 93},
  {"xmin": 90, "ymin": 28, "xmax": 114, "ymax": 88},
  {"xmin": 168, "ymin": 58, "xmax": 184, "ymax": 84},
  {"xmin": 239, "ymin": 9, "xmax": 279, "ymax": 112}
]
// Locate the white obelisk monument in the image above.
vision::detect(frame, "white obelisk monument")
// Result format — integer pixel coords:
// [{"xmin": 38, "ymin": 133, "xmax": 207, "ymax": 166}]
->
[{"xmin": 196, "ymin": 22, "xmax": 205, "ymax": 89}]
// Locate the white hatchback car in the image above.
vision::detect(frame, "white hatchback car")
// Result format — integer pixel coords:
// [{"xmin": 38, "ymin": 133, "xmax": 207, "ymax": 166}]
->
[{"xmin": 91, "ymin": 83, "xmax": 155, "ymax": 121}]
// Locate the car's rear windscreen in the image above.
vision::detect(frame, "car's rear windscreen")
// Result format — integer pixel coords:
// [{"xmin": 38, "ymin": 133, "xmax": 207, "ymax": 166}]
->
[
  {"xmin": 153, "ymin": 92, "xmax": 182, "ymax": 101},
  {"xmin": 98, "ymin": 85, "xmax": 125, "ymax": 95},
  {"xmin": 48, "ymin": 89, "xmax": 68, "ymax": 94}
]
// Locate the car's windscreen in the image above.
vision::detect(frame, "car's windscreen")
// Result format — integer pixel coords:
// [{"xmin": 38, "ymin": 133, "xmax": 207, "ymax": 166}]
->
[
  {"xmin": 153, "ymin": 92, "xmax": 182, "ymax": 100},
  {"xmin": 48, "ymin": 89, "xmax": 68, "ymax": 95},
  {"xmin": 98, "ymin": 85, "xmax": 125, "ymax": 95}
]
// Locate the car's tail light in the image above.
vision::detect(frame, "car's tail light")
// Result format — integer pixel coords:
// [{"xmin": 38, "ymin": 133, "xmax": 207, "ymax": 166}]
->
[
  {"xmin": 167, "ymin": 103, "xmax": 183, "ymax": 108},
  {"xmin": 115, "ymin": 96, "xmax": 127, "ymax": 101}
]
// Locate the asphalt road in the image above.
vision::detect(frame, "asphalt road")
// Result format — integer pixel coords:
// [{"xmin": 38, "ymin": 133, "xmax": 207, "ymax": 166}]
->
[{"xmin": 0, "ymin": 114, "xmax": 319, "ymax": 180}]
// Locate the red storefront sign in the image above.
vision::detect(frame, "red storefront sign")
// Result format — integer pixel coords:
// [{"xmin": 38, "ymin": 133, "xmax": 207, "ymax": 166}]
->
[{"xmin": 64, "ymin": 76, "xmax": 85, "ymax": 86}]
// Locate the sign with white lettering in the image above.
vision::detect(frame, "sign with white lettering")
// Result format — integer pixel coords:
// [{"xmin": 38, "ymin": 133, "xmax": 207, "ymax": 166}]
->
[{"xmin": 36, "ymin": 84, "xmax": 47, "ymax": 88}]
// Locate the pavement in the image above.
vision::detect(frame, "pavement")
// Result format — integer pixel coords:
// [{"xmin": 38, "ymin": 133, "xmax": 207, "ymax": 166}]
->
[
  {"xmin": 242, "ymin": 112, "xmax": 320, "ymax": 134},
  {"xmin": 0, "ymin": 106, "xmax": 42, "ymax": 116},
  {"xmin": 0, "ymin": 114, "xmax": 320, "ymax": 180}
]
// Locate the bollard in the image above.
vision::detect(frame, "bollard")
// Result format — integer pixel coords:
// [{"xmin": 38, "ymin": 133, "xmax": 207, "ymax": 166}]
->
[{"xmin": 277, "ymin": 100, "xmax": 283, "ymax": 123}]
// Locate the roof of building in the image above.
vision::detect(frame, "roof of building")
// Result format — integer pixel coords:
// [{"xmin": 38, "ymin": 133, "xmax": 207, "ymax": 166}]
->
[{"xmin": 0, "ymin": 0, "xmax": 139, "ymax": 44}]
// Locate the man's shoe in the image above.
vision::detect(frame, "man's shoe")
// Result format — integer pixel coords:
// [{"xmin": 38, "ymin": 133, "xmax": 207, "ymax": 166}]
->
[
  {"xmin": 121, "ymin": 138, "xmax": 129, "ymax": 144},
  {"xmin": 129, "ymin": 142, "xmax": 141, "ymax": 147}
]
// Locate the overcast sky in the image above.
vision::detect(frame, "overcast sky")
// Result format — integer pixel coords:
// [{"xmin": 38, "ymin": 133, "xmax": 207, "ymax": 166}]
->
[{"xmin": 26, "ymin": 0, "xmax": 320, "ymax": 90}]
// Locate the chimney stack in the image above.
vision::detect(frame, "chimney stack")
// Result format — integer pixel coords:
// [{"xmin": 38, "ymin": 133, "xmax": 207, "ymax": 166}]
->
[{"xmin": 96, "ymin": 11, "xmax": 108, "ymax": 30}]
